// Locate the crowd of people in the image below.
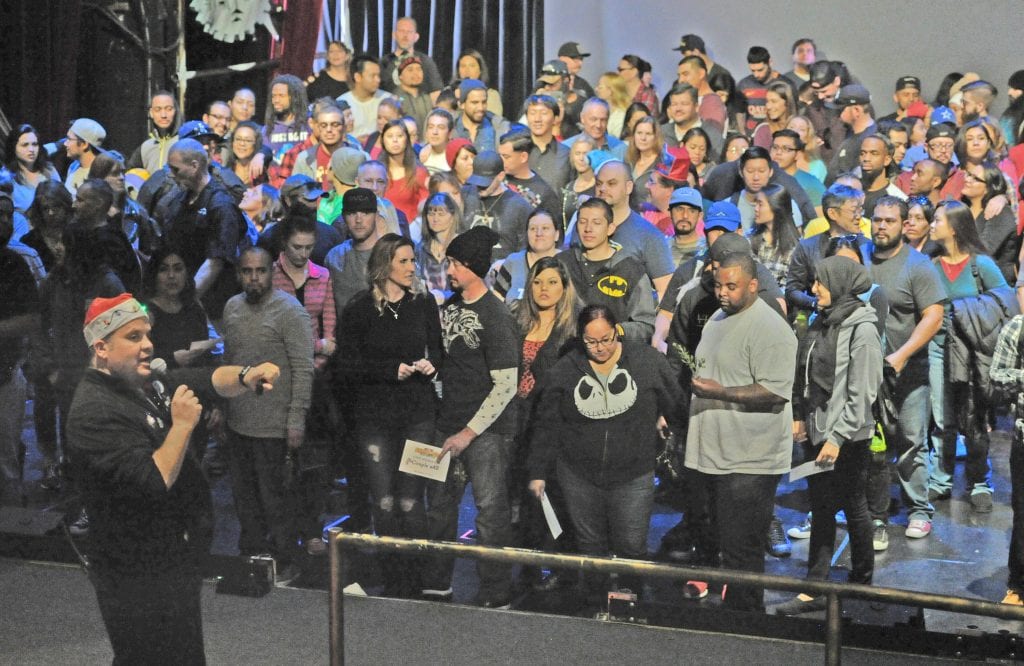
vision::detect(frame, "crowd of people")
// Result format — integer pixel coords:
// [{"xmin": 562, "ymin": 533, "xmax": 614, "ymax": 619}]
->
[{"xmin": 6, "ymin": 18, "xmax": 1024, "ymax": 656}]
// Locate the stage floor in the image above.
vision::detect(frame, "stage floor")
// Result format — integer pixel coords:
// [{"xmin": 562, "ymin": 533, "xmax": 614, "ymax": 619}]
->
[{"xmin": 5, "ymin": 401, "xmax": 1024, "ymax": 648}]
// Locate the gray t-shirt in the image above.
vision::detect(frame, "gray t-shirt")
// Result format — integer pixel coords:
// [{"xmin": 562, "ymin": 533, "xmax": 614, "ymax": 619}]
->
[
  {"xmin": 607, "ymin": 211, "xmax": 675, "ymax": 283},
  {"xmin": 869, "ymin": 244, "xmax": 946, "ymax": 368},
  {"xmin": 324, "ymin": 240, "xmax": 372, "ymax": 321},
  {"xmin": 685, "ymin": 298, "xmax": 796, "ymax": 475}
]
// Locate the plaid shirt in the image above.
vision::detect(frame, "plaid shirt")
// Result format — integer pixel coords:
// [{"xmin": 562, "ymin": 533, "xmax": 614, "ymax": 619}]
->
[
  {"xmin": 273, "ymin": 136, "xmax": 317, "ymax": 188},
  {"xmin": 751, "ymin": 235, "xmax": 794, "ymax": 289},
  {"xmin": 633, "ymin": 83, "xmax": 659, "ymax": 116},
  {"xmin": 991, "ymin": 314, "xmax": 1024, "ymax": 424},
  {"xmin": 272, "ymin": 257, "xmax": 336, "ymax": 360}
]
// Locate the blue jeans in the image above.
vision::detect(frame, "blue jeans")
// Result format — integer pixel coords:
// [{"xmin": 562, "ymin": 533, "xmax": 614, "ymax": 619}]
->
[
  {"xmin": 928, "ymin": 342, "xmax": 992, "ymax": 496},
  {"xmin": 557, "ymin": 460, "xmax": 653, "ymax": 593},
  {"xmin": 423, "ymin": 430, "xmax": 515, "ymax": 601},
  {"xmin": 868, "ymin": 366, "xmax": 934, "ymax": 522}
]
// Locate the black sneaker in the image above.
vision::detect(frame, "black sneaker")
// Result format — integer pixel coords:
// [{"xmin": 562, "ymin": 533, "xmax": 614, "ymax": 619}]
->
[
  {"xmin": 69, "ymin": 508, "xmax": 90, "ymax": 536},
  {"xmin": 40, "ymin": 465, "xmax": 61, "ymax": 491},
  {"xmin": 766, "ymin": 517, "xmax": 792, "ymax": 558}
]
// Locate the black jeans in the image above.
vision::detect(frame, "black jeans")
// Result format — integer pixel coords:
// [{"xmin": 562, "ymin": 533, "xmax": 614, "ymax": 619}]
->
[
  {"xmin": 1009, "ymin": 423, "xmax": 1024, "ymax": 591},
  {"xmin": 91, "ymin": 568, "xmax": 205, "ymax": 665},
  {"xmin": 690, "ymin": 470, "xmax": 780, "ymax": 612},
  {"xmin": 223, "ymin": 431, "xmax": 297, "ymax": 563},
  {"xmin": 804, "ymin": 439, "xmax": 873, "ymax": 584}
]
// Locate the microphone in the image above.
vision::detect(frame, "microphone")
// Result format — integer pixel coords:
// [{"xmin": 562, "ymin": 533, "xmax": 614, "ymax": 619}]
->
[{"xmin": 149, "ymin": 358, "xmax": 171, "ymax": 410}]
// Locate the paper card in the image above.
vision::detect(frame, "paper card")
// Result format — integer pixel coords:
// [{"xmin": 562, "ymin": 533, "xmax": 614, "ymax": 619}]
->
[
  {"xmin": 398, "ymin": 440, "xmax": 451, "ymax": 482},
  {"xmin": 789, "ymin": 460, "xmax": 834, "ymax": 482},
  {"xmin": 190, "ymin": 337, "xmax": 221, "ymax": 352},
  {"xmin": 540, "ymin": 492, "xmax": 562, "ymax": 540}
]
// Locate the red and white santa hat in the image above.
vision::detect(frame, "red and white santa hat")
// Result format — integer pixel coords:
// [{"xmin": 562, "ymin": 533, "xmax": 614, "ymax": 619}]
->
[{"xmin": 83, "ymin": 293, "xmax": 148, "ymax": 346}]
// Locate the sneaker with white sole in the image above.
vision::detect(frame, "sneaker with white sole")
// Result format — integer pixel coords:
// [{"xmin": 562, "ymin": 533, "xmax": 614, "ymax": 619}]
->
[
  {"xmin": 787, "ymin": 512, "xmax": 812, "ymax": 539},
  {"xmin": 872, "ymin": 520, "xmax": 888, "ymax": 551},
  {"xmin": 905, "ymin": 519, "xmax": 932, "ymax": 539}
]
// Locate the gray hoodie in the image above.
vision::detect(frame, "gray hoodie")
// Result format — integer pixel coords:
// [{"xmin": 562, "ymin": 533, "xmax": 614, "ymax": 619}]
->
[{"xmin": 807, "ymin": 305, "xmax": 883, "ymax": 447}]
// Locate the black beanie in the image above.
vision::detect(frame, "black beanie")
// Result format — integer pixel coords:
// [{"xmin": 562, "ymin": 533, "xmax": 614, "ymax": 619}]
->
[{"xmin": 446, "ymin": 226, "xmax": 500, "ymax": 278}]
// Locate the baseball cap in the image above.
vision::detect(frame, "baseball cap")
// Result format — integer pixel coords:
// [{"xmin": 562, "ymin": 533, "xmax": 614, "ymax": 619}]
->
[
  {"xmin": 926, "ymin": 123, "xmax": 956, "ymax": 143},
  {"xmin": 825, "ymin": 84, "xmax": 871, "ymax": 109},
  {"xmin": 930, "ymin": 106, "xmax": 957, "ymax": 125},
  {"xmin": 178, "ymin": 120, "xmax": 220, "ymax": 141},
  {"xmin": 330, "ymin": 147, "xmax": 368, "ymax": 186},
  {"xmin": 669, "ymin": 187, "xmax": 702, "ymax": 210},
  {"xmin": 281, "ymin": 174, "xmax": 327, "ymax": 203},
  {"xmin": 895, "ymin": 76, "xmax": 921, "ymax": 92},
  {"xmin": 467, "ymin": 150, "xmax": 504, "ymax": 188},
  {"xmin": 69, "ymin": 118, "xmax": 106, "ymax": 148},
  {"xmin": 703, "ymin": 200, "xmax": 742, "ymax": 233},
  {"xmin": 1009, "ymin": 70, "xmax": 1024, "ymax": 92},
  {"xmin": 673, "ymin": 34, "xmax": 706, "ymax": 53},
  {"xmin": 808, "ymin": 61, "xmax": 838, "ymax": 88},
  {"xmin": 905, "ymin": 100, "xmax": 929, "ymax": 119},
  {"xmin": 538, "ymin": 60, "xmax": 569, "ymax": 85},
  {"xmin": 557, "ymin": 42, "xmax": 590, "ymax": 59},
  {"xmin": 342, "ymin": 187, "xmax": 377, "ymax": 214}
]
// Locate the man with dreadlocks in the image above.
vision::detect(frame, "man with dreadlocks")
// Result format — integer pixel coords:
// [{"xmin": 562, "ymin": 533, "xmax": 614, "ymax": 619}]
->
[{"xmin": 263, "ymin": 74, "xmax": 310, "ymax": 187}]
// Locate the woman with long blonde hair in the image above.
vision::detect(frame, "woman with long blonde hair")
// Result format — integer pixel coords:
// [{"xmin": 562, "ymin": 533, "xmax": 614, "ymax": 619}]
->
[
  {"xmin": 596, "ymin": 72, "xmax": 632, "ymax": 138},
  {"xmin": 336, "ymin": 232, "xmax": 442, "ymax": 597}
]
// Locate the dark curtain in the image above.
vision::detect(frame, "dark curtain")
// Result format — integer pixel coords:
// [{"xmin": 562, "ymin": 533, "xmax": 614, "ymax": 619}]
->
[
  {"xmin": 0, "ymin": 0, "xmax": 83, "ymax": 148},
  {"xmin": 347, "ymin": 0, "xmax": 544, "ymax": 118},
  {"xmin": 277, "ymin": 0, "xmax": 324, "ymax": 78}
]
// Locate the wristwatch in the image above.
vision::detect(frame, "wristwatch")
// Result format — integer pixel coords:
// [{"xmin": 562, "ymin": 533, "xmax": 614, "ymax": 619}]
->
[{"xmin": 238, "ymin": 365, "xmax": 252, "ymax": 387}]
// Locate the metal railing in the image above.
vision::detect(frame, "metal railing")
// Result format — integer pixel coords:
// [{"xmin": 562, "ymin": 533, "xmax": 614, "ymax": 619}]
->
[{"xmin": 328, "ymin": 530, "xmax": 1024, "ymax": 666}]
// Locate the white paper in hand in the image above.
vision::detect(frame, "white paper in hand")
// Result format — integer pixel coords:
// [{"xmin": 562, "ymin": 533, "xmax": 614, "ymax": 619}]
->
[
  {"xmin": 789, "ymin": 460, "xmax": 833, "ymax": 482},
  {"xmin": 540, "ymin": 492, "xmax": 563, "ymax": 540},
  {"xmin": 398, "ymin": 440, "xmax": 451, "ymax": 482}
]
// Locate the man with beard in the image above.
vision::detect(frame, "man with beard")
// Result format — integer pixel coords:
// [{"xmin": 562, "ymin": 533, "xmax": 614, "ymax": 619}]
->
[
  {"xmin": 961, "ymin": 81, "xmax": 998, "ymax": 124},
  {"xmin": 394, "ymin": 56, "xmax": 433, "ymax": 131},
  {"xmin": 324, "ymin": 188, "xmax": 382, "ymax": 320},
  {"xmin": 859, "ymin": 134, "xmax": 906, "ymax": 217},
  {"xmin": 263, "ymin": 75, "xmax": 310, "ymax": 174},
  {"xmin": 222, "ymin": 247, "xmax": 314, "ymax": 580},
  {"xmin": 684, "ymin": 251, "xmax": 796, "ymax": 611},
  {"xmin": 379, "ymin": 17, "xmax": 443, "ymax": 98},
  {"xmin": 452, "ymin": 79, "xmax": 510, "ymax": 153},
  {"xmin": 864, "ymin": 196, "xmax": 945, "ymax": 548},
  {"xmin": 805, "ymin": 61, "xmax": 848, "ymax": 163},
  {"xmin": 293, "ymin": 103, "xmax": 350, "ymax": 191},
  {"xmin": 827, "ymin": 85, "xmax": 878, "ymax": 184},
  {"xmin": 735, "ymin": 46, "xmax": 795, "ymax": 134},
  {"xmin": 878, "ymin": 77, "xmax": 922, "ymax": 124}
]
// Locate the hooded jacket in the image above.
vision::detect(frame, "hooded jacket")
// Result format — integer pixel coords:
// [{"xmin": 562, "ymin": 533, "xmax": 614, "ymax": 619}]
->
[
  {"xmin": 558, "ymin": 243, "xmax": 656, "ymax": 342},
  {"xmin": 800, "ymin": 304, "xmax": 883, "ymax": 447},
  {"xmin": 527, "ymin": 341, "xmax": 683, "ymax": 487}
]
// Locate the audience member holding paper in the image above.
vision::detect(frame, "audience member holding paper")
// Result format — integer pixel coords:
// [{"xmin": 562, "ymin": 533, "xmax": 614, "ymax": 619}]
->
[
  {"xmin": 336, "ymin": 234, "xmax": 442, "ymax": 597},
  {"xmin": 775, "ymin": 256, "xmax": 883, "ymax": 616},
  {"xmin": 512, "ymin": 256, "xmax": 581, "ymax": 590},
  {"xmin": 528, "ymin": 304, "xmax": 684, "ymax": 607}
]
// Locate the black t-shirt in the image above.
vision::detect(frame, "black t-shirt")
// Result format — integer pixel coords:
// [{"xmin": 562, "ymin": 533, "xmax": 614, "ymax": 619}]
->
[
  {"xmin": 146, "ymin": 299, "xmax": 211, "ymax": 370},
  {"xmin": 459, "ymin": 187, "xmax": 532, "ymax": 260},
  {"xmin": 438, "ymin": 291, "xmax": 519, "ymax": 435},
  {"xmin": 306, "ymin": 69, "xmax": 350, "ymax": 102},
  {"xmin": 161, "ymin": 179, "xmax": 246, "ymax": 319},
  {"xmin": 505, "ymin": 172, "xmax": 564, "ymax": 230}
]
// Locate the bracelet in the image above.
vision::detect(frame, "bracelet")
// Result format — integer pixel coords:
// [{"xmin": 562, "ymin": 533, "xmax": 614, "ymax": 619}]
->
[{"xmin": 238, "ymin": 365, "xmax": 252, "ymax": 387}]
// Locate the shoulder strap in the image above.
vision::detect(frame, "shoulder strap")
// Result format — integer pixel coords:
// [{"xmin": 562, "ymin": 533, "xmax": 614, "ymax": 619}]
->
[{"xmin": 970, "ymin": 255, "xmax": 983, "ymax": 293}]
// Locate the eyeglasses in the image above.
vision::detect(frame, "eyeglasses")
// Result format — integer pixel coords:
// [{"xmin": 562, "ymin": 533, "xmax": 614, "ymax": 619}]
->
[
  {"xmin": 770, "ymin": 144, "xmax": 797, "ymax": 153},
  {"xmin": 233, "ymin": 137, "xmax": 256, "ymax": 145},
  {"xmin": 617, "ymin": 65, "xmax": 636, "ymax": 73},
  {"xmin": 583, "ymin": 333, "xmax": 618, "ymax": 349},
  {"xmin": 927, "ymin": 141, "xmax": 954, "ymax": 153},
  {"xmin": 964, "ymin": 171, "xmax": 986, "ymax": 184}
]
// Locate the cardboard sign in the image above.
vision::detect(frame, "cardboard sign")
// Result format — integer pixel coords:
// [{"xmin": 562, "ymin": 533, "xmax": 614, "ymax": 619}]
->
[{"xmin": 399, "ymin": 440, "xmax": 451, "ymax": 482}]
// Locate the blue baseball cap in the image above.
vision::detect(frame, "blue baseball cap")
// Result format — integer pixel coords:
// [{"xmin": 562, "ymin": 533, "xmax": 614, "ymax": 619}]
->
[
  {"xmin": 669, "ymin": 187, "xmax": 703, "ymax": 210},
  {"xmin": 704, "ymin": 200, "xmax": 742, "ymax": 232},
  {"xmin": 930, "ymin": 105, "xmax": 956, "ymax": 125}
]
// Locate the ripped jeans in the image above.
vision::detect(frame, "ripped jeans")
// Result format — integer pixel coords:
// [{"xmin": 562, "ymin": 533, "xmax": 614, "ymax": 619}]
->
[{"xmin": 357, "ymin": 419, "xmax": 434, "ymax": 541}]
